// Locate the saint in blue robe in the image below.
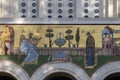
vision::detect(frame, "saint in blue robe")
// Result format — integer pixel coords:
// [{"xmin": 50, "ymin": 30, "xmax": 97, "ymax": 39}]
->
[
  {"xmin": 86, "ymin": 32, "xmax": 95, "ymax": 67},
  {"xmin": 20, "ymin": 39, "xmax": 39, "ymax": 62}
]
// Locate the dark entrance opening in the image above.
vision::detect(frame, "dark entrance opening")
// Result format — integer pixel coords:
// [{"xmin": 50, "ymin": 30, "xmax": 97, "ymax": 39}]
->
[
  {"xmin": 44, "ymin": 72, "xmax": 76, "ymax": 80},
  {"xmin": 104, "ymin": 73, "xmax": 120, "ymax": 80},
  {"xmin": 0, "ymin": 72, "xmax": 17, "ymax": 80}
]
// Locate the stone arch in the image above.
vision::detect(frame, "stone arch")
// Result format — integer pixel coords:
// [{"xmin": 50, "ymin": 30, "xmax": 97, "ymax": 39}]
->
[
  {"xmin": 91, "ymin": 61, "xmax": 120, "ymax": 80},
  {"xmin": 31, "ymin": 61, "xmax": 90, "ymax": 80},
  {"xmin": 0, "ymin": 60, "xmax": 30, "ymax": 80}
]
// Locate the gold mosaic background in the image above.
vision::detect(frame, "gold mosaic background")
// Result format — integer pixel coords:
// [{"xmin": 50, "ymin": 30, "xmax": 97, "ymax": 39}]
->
[{"xmin": 0, "ymin": 25, "xmax": 120, "ymax": 48}]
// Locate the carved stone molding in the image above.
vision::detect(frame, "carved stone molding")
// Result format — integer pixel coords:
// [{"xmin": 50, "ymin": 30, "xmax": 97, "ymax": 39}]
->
[
  {"xmin": 0, "ymin": 60, "xmax": 30, "ymax": 80},
  {"xmin": 31, "ymin": 61, "xmax": 90, "ymax": 80},
  {"xmin": 91, "ymin": 61, "xmax": 120, "ymax": 80}
]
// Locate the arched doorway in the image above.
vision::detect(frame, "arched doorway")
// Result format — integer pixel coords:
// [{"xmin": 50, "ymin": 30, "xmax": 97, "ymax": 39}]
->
[
  {"xmin": 31, "ymin": 62, "xmax": 90, "ymax": 80},
  {"xmin": 91, "ymin": 61, "xmax": 120, "ymax": 80},
  {"xmin": 104, "ymin": 73, "xmax": 120, "ymax": 80},
  {"xmin": 44, "ymin": 72, "xmax": 76, "ymax": 80},
  {"xmin": 0, "ymin": 72, "xmax": 17, "ymax": 80},
  {"xmin": 0, "ymin": 61, "xmax": 30, "ymax": 80}
]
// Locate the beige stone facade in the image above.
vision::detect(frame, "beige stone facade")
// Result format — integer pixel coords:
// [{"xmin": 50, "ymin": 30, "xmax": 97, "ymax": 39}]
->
[{"xmin": 0, "ymin": 0, "xmax": 119, "ymax": 19}]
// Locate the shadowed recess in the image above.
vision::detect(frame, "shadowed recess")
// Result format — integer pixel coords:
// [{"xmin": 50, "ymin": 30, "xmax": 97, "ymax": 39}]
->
[
  {"xmin": 0, "ymin": 72, "xmax": 17, "ymax": 80},
  {"xmin": 44, "ymin": 72, "xmax": 77, "ymax": 80},
  {"xmin": 104, "ymin": 73, "xmax": 120, "ymax": 80}
]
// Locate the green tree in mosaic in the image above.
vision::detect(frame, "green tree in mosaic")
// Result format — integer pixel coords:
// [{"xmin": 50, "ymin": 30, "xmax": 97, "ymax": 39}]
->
[
  {"xmin": 65, "ymin": 29, "xmax": 74, "ymax": 48},
  {"xmin": 75, "ymin": 28, "xmax": 80, "ymax": 48},
  {"xmin": 45, "ymin": 28, "xmax": 54, "ymax": 48}
]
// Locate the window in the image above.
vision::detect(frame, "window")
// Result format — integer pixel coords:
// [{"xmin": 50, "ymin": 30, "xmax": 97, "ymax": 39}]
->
[
  {"xmin": 80, "ymin": 0, "xmax": 100, "ymax": 18},
  {"xmin": 0, "ymin": 0, "xmax": 120, "ymax": 19},
  {"xmin": 19, "ymin": 0, "xmax": 39, "ymax": 18},
  {"xmin": 19, "ymin": 0, "xmax": 28, "ymax": 18},
  {"xmin": 46, "ymin": 0, "xmax": 76, "ymax": 19}
]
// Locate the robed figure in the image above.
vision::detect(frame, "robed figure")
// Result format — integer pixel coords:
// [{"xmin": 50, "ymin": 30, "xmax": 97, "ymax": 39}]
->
[
  {"xmin": 9, "ymin": 26, "xmax": 14, "ymax": 55},
  {"xmin": 19, "ymin": 33, "xmax": 41, "ymax": 64},
  {"xmin": 1, "ymin": 25, "xmax": 14, "ymax": 55},
  {"xmin": 86, "ymin": 32, "xmax": 95, "ymax": 67}
]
